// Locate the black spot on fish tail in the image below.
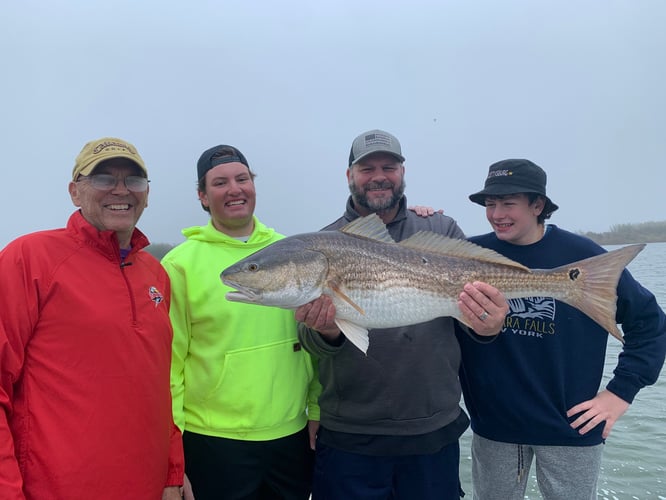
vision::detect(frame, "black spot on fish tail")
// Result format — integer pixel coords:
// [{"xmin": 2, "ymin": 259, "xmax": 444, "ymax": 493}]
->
[{"xmin": 569, "ymin": 268, "xmax": 581, "ymax": 280}]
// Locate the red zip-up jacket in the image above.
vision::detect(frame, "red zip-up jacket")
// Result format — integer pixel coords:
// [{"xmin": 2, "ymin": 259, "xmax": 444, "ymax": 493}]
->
[{"xmin": 0, "ymin": 211, "xmax": 184, "ymax": 499}]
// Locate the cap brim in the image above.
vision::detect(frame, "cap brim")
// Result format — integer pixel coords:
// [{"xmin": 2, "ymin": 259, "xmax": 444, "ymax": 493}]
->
[
  {"xmin": 352, "ymin": 150, "xmax": 405, "ymax": 165},
  {"xmin": 77, "ymin": 155, "xmax": 147, "ymax": 178},
  {"xmin": 544, "ymin": 199, "xmax": 559, "ymax": 214},
  {"xmin": 469, "ymin": 184, "xmax": 532, "ymax": 205}
]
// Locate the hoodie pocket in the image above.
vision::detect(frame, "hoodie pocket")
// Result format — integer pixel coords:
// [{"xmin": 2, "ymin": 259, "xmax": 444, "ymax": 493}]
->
[{"xmin": 205, "ymin": 338, "xmax": 313, "ymax": 431}]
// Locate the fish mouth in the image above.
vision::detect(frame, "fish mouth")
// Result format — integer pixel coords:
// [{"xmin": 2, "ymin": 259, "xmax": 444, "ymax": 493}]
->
[
  {"xmin": 224, "ymin": 285, "xmax": 261, "ymax": 303},
  {"xmin": 226, "ymin": 291, "xmax": 256, "ymax": 303}
]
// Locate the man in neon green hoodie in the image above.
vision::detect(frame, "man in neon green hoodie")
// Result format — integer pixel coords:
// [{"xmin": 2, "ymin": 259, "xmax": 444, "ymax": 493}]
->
[{"xmin": 162, "ymin": 145, "xmax": 320, "ymax": 500}]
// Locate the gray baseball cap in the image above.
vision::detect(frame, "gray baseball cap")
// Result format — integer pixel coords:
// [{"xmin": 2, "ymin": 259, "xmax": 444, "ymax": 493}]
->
[{"xmin": 348, "ymin": 129, "xmax": 405, "ymax": 166}]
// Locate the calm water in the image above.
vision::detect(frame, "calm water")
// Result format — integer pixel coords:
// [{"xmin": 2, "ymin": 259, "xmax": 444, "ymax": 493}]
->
[{"xmin": 459, "ymin": 241, "xmax": 666, "ymax": 499}]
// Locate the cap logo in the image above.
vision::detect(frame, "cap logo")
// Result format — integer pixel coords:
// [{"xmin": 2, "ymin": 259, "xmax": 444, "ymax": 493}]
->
[
  {"xmin": 364, "ymin": 133, "xmax": 392, "ymax": 147},
  {"xmin": 92, "ymin": 141, "xmax": 136, "ymax": 155},
  {"xmin": 488, "ymin": 169, "xmax": 513, "ymax": 179}
]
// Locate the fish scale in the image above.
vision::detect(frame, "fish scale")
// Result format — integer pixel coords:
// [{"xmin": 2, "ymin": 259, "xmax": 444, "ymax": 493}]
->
[{"xmin": 319, "ymin": 239, "xmax": 575, "ymax": 327}]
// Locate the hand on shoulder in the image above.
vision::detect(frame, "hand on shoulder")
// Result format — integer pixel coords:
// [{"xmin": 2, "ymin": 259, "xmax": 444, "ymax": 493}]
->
[{"xmin": 408, "ymin": 205, "xmax": 444, "ymax": 217}]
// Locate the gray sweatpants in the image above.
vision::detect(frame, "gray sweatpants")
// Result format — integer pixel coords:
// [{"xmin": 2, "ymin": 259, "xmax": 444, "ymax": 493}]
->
[{"xmin": 471, "ymin": 433, "xmax": 603, "ymax": 500}]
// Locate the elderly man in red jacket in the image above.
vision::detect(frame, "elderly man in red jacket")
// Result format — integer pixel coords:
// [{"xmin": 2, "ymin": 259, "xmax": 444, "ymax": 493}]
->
[{"xmin": 0, "ymin": 137, "xmax": 185, "ymax": 499}]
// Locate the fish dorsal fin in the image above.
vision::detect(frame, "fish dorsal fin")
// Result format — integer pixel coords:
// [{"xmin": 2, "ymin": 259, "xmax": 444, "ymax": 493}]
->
[
  {"xmin": 334, "ymin": 318, "xmax": 370, "ymax": 355},
  {"xmin": 339, "ymin": 214, "xmax": 396, "ymax": 244},
  {"xmin": 399, "ymin": 232, "xmax": 531, "ymax": 271}
]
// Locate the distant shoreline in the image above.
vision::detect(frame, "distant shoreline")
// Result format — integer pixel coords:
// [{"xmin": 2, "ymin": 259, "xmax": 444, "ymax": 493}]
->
[
  {"xmin": 577, "ymin": 220, "xmax": 666, "ymax": 245},
  {"xmin": 143, "ymin": 221, "xmax": 666, "ymax": 260}
]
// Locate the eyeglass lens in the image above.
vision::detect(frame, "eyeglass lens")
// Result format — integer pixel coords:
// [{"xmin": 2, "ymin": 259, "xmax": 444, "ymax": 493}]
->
[{"xmin": 82, "ymin": 174, "xmax": 149, "ymax": 192}]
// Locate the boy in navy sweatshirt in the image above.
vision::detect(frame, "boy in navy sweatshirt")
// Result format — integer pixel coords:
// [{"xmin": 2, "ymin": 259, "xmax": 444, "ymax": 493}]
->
[{"xmin": 458, "ymin": 159, "xmax": 666, "ymax": 500}]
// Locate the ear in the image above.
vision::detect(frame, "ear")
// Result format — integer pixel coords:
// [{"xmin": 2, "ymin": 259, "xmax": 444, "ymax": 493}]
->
[
  {"xmin": 68, "ymin": 181, "xmax": 82, "ymax": 207},
  {"xmin": 532, "ymin": 196, "xmax": 545, "ymax": 216},
  {"xmin": 346, "ymin": 168, "xmax": 352, "ymax": 183},
  {"xmin": 197, "ymin": 189, "xmax": 209, "ymax": 209}
]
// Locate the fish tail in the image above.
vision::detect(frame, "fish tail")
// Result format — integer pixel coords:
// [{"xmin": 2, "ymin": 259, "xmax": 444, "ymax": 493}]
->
[{"xmin": 553, "ymin": 244, "xmax": 645, "ymax": 343}]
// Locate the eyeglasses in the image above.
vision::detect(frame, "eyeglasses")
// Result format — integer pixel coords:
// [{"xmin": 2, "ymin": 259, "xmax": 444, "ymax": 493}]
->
[{"xmin": 77, "ymin": 174, "xmax": 150, "ymax": 192}]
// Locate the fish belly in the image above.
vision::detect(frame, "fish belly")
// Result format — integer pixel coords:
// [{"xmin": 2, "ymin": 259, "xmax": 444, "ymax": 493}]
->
[{"xmin": 330, "ymin": 288, "xmax": 461, "ymax": 329}]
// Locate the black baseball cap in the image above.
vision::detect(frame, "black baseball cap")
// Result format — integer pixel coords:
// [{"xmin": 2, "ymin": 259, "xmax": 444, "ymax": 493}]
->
[{"xmin": 197, "ymin": 145, "xmax": 250, "ymax": 180}]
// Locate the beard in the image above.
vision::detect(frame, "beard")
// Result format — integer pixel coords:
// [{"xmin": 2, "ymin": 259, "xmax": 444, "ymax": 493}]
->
[{"xmin": 349, "ymin": 178, "xmax": 406, "ymax": 213}]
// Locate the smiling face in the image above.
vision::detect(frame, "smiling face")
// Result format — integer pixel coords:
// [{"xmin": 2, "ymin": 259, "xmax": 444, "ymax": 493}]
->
[
  {"xmin": 68, "ymin": 158, "xmax": 149, "ymax": 248},
  {"xmin": 484, "ymin": 193, "xmax": 545, "ymax": 245},
  {"xmin": 199, "ymin": 161, "xmax": 256, "ymax": 237},
  {"xmin": 348, "ymin": 153, "xmax": 405, "ymax": 219}
]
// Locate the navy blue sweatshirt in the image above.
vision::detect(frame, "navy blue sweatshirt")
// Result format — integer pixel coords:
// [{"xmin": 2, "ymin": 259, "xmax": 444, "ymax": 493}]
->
[{"xmin": 458, "ymin": 225, "xmax": 666, "ymax": 446}]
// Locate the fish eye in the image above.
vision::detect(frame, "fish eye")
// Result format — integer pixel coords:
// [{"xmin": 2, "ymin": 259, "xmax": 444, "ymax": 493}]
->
[{"xmin": 247, "ymin": 263, "xmax": 259, "ymax": 272}]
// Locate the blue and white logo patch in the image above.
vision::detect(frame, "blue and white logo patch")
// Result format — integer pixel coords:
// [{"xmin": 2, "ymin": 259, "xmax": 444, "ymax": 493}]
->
[{"xmin": 503, "ymin": 297, "xmax": 556, "ymax": 338}]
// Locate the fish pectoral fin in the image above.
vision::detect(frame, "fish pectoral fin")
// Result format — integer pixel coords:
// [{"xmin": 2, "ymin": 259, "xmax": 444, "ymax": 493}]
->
[
  {"xmin": 329, "ymin": 281, "xmax": 365, "ymax": 316},
  {"xmin": 335, "ymin": 318, "xmax": 370, "ymax": 355}
]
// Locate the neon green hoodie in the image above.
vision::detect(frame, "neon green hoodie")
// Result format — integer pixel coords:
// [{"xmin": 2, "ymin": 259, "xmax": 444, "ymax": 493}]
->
[{"xmin": 162, "ymin": 217, "xmax": 320, "ymax": 440}]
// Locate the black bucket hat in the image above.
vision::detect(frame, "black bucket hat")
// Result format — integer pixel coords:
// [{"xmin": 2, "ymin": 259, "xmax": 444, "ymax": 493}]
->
[{"xmin": 469, "ymin": 159, "xmax": 559, "ymax": 216}]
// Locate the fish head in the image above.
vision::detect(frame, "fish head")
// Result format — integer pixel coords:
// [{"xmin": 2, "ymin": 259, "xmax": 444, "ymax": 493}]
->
[{"xmin": 220, "ymin": 236, "xmax": 329, "ymax": 309}]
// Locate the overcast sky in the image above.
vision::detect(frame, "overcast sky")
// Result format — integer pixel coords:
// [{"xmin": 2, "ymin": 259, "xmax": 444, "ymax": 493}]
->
[{"xmin": 2, "ymin": 1, "xmax": 664, "ymax": 248}]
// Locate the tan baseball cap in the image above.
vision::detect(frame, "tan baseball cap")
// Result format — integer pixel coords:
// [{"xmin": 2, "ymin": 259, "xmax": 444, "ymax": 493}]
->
[{"xmin": 72, "ymin": 137, "xmax": 147, "ymax": 180}]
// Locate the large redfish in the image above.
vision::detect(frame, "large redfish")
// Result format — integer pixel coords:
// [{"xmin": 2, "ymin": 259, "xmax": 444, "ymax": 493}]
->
[{"xmin": 221, "ymin": 214, "xmax": 643, "ymax": 354}]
